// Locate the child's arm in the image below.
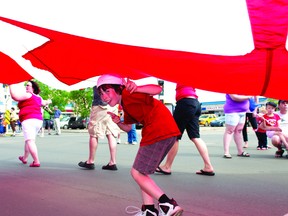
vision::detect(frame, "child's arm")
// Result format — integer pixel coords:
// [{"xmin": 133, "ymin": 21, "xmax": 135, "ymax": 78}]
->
[
  {"xmin": 124, "ymin": 78, "xmax": 162, "ymax": 96},
  {"xmin": 261, "ymin": 118, "xmax": 282, "ymax": 132},
  {"xmin": 107, "ymin": 111, "xmax": 132, "ymax": 132},
  {"xmin": 116, "ymin": 122, "xmax": 133, "ymax": 132}
]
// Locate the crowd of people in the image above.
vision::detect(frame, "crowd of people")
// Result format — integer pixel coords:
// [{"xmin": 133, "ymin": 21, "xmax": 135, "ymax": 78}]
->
[
  {"xmin": 0, "ymin": 102, "xmax": 62, "ymax": 138},
  {"xmin": 0, "ymin": 107, "xmax": 21, "ymax": 136},
  {"xmin": 3, "ymin": 77, "xmax": 288, "ymax": 216},
  {"xmin": 223, "ymin": 95, "xmax": 288, "ymax": 159}
]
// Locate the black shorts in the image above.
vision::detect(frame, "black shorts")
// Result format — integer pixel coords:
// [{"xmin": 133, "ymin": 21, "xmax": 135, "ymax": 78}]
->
[{"xmin": 173, "ymin": 98, "xmax": 201, "ymax": 140}]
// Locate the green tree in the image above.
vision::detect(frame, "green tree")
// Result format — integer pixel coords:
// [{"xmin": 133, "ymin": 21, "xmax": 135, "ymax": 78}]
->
[
  {"xmin": 69, "ymin": 88, "xmax": 93, "ymax": 117},
  {"xmin": 36, "ymin": 81, "xmax": 70, "ymax": 111},
  {"xmin": 35, "ymin": 80, "xmax": 93, "ymax": 116}
]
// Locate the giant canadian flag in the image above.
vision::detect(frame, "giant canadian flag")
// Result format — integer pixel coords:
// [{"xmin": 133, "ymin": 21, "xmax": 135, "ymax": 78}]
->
[{"xmin": 0, "ymin": 0, "xmax": 287, "ymax": 99}]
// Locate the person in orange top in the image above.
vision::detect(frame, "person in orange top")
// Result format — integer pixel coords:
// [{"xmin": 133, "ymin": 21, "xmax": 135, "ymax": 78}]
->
[{"xmin": 97, "ymin": 74, "xmax": 183, "ymax": 216}]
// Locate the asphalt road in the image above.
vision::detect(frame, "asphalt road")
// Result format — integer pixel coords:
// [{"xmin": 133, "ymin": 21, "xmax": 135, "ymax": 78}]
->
[{"xmin": 0, "ymin": 127, "xmax": 287, "ymax": 216}]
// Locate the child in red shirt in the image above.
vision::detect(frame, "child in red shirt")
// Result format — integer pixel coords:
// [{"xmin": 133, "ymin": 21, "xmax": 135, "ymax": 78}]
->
[
  {"xmin": 97, "ymin": 74, "xmax": 183, "ymax": 216},
  {"xmin": 255, "ymin": 106, "xmax": 268, "ymax": 150},
  {"xmin": 260, "ymin": 102, "xmax": 288, "ymax": 151}
]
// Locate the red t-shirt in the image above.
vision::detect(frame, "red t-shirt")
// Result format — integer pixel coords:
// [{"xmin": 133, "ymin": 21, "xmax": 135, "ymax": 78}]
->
[
  {"xmin": 256, "ymin": 115, "xmax": 266, "ymax": 133},
  {"xmin": 263, "ymin": 113, "xmax": 280, "ymax": 127},
  {"xmin": 121, "ymin": 89, "xmax": 180, "ymax": 146}
]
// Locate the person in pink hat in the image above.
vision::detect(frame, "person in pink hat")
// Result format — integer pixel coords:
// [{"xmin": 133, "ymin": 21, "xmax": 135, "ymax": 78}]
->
[{"xmin": 97, "ymin": 74, "xmax": 183, "ymax": 216}]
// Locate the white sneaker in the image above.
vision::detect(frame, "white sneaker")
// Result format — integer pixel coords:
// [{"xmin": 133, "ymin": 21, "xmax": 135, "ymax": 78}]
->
[
  {"xmin": 132, "ymin": 141, "xmax": 138, "ymax": 145},
  {"xmin": 125, "ymin": 206, "xmax": 158, "ymax": 216},
  {"xmin": 158, "ymin": 199, "xmax": 183, "ymax": 216}
]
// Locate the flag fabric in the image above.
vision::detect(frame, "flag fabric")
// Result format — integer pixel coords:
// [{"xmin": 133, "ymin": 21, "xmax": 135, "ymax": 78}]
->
[{"xmin": 0, "ymin": 0, "xmax": 287, "ymax": 99}]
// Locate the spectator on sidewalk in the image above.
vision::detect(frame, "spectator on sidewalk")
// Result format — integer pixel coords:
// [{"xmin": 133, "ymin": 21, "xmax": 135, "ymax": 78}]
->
[
  {"xmin": 223, "ymin": 94, "xmax": 251, "ymax": 158},
  {"xmin": 78, "ymin": 86, "xmax": 120, "ymax": 171},
  {"xmin": 255, "ymin": 106, "xmax": 268, "ymax": 150},
  {"xmin": 9, "ymin": 80, "xmax": 52, "ymax": 167},
  {"xmin": 10, "ymin": 107, "xmax": 18, "ymax": 137},
  {"xmin": 242, "ymin": 97, "xmax": 259, "ymax": 148},
  {"xmin": 0, "ymin": 112, "xmax": 5, "ymax": 136},
  {"xmin": 53, "ymin": 106, "xmax": 61, "ymax": 135},
  {"xmin": 41, "ymin": 105, "xmax": 53, "ymax": 137},
  {"xmin": 259, "ymin": 101, "xmax": 288, "ymax": 157},
  {"xmin": 126, "ymin": 123, "xmax": 138, "ymax": 145}
]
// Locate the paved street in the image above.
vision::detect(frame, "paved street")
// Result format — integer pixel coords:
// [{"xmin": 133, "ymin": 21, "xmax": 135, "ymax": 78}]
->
[{"xmin": 0, "ymin": 127, "xmax": 287, "ymax": 216}]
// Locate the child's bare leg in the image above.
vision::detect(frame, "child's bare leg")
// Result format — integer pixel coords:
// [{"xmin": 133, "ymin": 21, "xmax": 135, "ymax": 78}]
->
[{"xmin": 283, "ymin": 134, "xmax": 288, "ymax": 149}]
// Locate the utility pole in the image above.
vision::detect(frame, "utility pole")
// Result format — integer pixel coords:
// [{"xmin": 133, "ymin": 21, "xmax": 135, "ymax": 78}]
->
[{"xmin": 157, "ymin": 79, "xmax": 164, "ymax": 103}]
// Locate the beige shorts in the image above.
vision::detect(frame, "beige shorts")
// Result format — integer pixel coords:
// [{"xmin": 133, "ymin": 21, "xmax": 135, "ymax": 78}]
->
[
  {"xmin": 22, "ymin": 119, "xmax": 42, "ymax": 141},
  {"xmin": 88, "ymin": 105, "xmax": 120, "ymax": 138}
]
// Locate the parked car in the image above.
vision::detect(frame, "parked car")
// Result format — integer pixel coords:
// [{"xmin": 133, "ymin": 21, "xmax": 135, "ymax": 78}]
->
[
  {"xmin": 60, "ymin": 116, "xmax": 70, "ymax": 129},
  {"xmin": 68, "ymin": 116, "xmax": 89, "ymax": 129},
  {"xmin": 199, "ymin": 114, "xmax": 217, "ymax": 126},
  {"xmin": 61, "ymin": 112, "xmax": 75, "ymax": 119},
  {"xmin": 210, "ymin": 116, "xmax": 225, "ymax": 127}
]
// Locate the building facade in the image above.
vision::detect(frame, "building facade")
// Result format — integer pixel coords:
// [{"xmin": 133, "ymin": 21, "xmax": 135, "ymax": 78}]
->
[
  {"xmin": 201, "ymin": 97, "xmax": 268, "ymax": 116},
  {"xmin": 0, "ymin": 84, "xmax": 16, "ymax": 113}
]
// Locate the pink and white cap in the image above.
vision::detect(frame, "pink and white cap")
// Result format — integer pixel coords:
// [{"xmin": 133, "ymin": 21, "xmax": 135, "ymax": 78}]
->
[{"xmin": 97, "ymin": 74, "xmax": 124, "ymax": 88}]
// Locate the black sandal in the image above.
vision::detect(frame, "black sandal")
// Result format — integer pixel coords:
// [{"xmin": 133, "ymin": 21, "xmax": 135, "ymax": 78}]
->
[
  {"xmin": 275, "ymin": 150, "xmax": 284, "ymax": 158},
  {"xmin": 237, "ymin": 151, "xmax": 250, "ymax": 157}
]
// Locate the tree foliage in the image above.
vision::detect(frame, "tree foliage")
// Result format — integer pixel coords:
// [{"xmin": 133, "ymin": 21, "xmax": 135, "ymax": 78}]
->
[
  {"xmin": 36, "ymin": 80, "xmax": 92, "ymax": 117},
  {"xmin": 69, "ymin": 88, "xmax": 93, "ymax": 117}
]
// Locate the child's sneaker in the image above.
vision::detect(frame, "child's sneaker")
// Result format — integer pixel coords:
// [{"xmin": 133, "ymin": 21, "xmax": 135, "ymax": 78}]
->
[
  {"xmin": 158, "ymin": 199, "xmax": 183, "ymax": 216},
  {"xmin": 125, "ymin": 205, "xmax": 158, "ymax": 216}
]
